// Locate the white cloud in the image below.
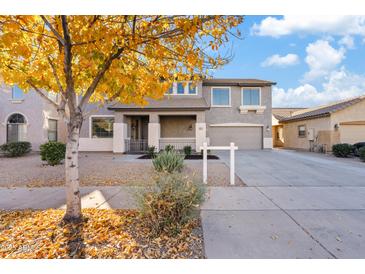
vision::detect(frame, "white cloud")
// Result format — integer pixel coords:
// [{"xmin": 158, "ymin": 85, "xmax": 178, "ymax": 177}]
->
[
  {"xmin": 303, "ymin": 40, "xmax": 345, "ymax": 81},
  {"xmin": 251, "ymin": 15, "xmax": 365, "ymax": 38},
  {"xmin": 261, "ymin": 53, "xmax": 299, "ymax": 67},
  {"xmin": 339, "ymin": 35, "xmax": 355, "ymax": 49},
  {"xmin": 273, "ymin": 68, "xmax": 365, "ymax": 107}
]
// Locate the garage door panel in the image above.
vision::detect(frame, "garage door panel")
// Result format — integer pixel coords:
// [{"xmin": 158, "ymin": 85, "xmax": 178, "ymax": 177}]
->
[{"xmin": 208, "ymin": 126, "xmax": 263, "ymax": 149}]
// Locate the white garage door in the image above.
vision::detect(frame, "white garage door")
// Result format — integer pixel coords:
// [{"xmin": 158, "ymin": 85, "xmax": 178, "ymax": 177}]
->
[{"xmin": 208, "ymin": 126, "xmax": 263, "ymax": 149}]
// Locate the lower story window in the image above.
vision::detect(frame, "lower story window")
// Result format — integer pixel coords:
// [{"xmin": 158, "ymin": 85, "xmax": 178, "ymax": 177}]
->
[
  {"xmin": 298, "ymin": 125, "xmax": 306, "ymax": 137},
  {"xmin": 48, "ymin": 119, "xmax": 58, "ymax": 141},
  {"xmin": 92, "ymin": 117, "xmax": 114, "ymax": 138},
  {"xmin": 6, "ymin": 113, "xmax": 27, "ymax": 142}
]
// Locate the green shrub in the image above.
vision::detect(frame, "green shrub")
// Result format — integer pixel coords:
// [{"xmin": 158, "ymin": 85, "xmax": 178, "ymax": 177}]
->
[
  {"xmin": 40, "ymin": 141, "xmax": 66, "ymax": 165},
  {"xmin": 164, "ymin": 144, "xmax": 174, "ymax": 152},
  {"xmin": 359, "ymin": 147, "xmax": 365, "ymax": 162},
  {"xmin": 152, "ymin": 150, "xmax": 184, "ymax": 173},
  {"xmin": 138, "ymin": 173, "xmax": 206, "ymax": 236},
  {"xmin": 0, "ymin": 142, "xmax": 31, "ymax": 157},
  {"xmin": 332, "ymin": 143, "xmax": 353, "ymax": 158},
  {"xmin": 183, "ymin": 145, "xmax": 192, "ymax": 156},
  {"xmin": 147, "ymin": 146, "xmax": 157, "ymax": 158}
]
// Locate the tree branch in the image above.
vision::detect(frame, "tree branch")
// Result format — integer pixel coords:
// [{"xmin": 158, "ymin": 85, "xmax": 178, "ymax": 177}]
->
[
  {"xmin": 40, "ymin": 16, "xmax": 65, "ymax": 46},
  {"xmin": 78, "ymin": 47, "xmax": 124, "ymax": 108},
  {"xmin": 47, "ymin": 56, "xmax": 65, "ymax": 94},
  {"xmin": 26, "ymin": 80, "xmax": 60, "ymax": 108}
]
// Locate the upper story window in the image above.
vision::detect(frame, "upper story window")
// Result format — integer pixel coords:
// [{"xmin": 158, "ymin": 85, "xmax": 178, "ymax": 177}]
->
[
  {"xmin": 165, "ymin": 82, "xmax": 197, "ymax": 95},
  {"xmin": 298, "ymin": 125, "xmax": 306, "ymax": 138},
  {"xmin": 12, "ymin": 86, "xmax": 24, "ymax": 101},
  {"xmin": 211, "ymin": 87, "xmax": 231, "ymax": 107},
  {"xmin": 242, "ymin": 88, "xmax": 260, "ymax": 106},
  {"xmin": 91, "ymin": 116, "xmax": 114, "ymax": 138}
]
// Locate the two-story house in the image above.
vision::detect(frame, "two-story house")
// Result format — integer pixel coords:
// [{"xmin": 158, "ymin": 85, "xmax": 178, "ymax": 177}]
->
[
  {"xmin": 1, "ymin": 78, "xmax": 275, "ymax": 152},
  {"xmin": 78, "ymin": 78, "xmax": 276, "ymax": 153},
  {"xmin": 0, "ymin": 85, "xmax": 67, "ymax": 150}
]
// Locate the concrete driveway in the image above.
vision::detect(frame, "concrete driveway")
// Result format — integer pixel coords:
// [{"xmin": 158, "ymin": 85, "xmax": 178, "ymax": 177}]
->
[{"xmin": 202, "ymin": 149, "xmax": 365, "ymax": 258}]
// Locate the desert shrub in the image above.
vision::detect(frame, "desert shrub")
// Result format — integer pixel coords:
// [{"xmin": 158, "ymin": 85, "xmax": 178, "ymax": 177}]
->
[
  {"xmin": 138, "ymin": 173, "xmax": 206, "ymax": 236},
  {"xmin": 147, "ymin": 146, "xmax": 157, "ymax": 158},
  {"xmin": 332, "ymin": 143, "xmax": 353, "ymax": 158},
  {"xmin": 152, "ymin": 150, "xmax": 184, "ymax": 173},
  {"xmin": 183, "ymin": 145, "xmax": 192, "ymax": 156},
  {"xmin": 0, "ymin": 141, "xmax": 31, "ymax": 157},
  {"xmin": 40, "ymin": 141, "xmax": 66, "ymax": 165},
  {"xmin": 164, "ymin": 144, "xmax": 174, "ymax": 152},
  {"xmin": 359, "ymin": 147, "xmax": 365, "ymax": 162}
]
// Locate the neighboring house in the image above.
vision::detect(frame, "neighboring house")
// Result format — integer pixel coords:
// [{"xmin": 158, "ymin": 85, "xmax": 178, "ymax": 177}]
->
[
  {"xmin": 277, "ymin": 96, "xmax": 365, "ymax": 152},
  {"xmin": 78, "ymin": 78, "xmax": 276, "ymax": 153},
  {"xmin": 0, "ymin": 85, "xmax": 67, "ymax": 150},
  {"xmin": 272, "ymin": 108, "xmax": 306, "ymax": 147}
]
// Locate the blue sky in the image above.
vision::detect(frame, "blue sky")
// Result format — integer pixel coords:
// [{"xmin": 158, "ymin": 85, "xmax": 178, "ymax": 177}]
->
[{"xmin": 212, "ymin": 15, "xmax": 365, "ymax": 107}]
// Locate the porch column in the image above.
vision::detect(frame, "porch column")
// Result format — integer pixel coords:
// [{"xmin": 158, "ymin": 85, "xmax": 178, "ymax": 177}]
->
[
  {"xmin": 113, "ymin": 122, "xmax": 127, "ymax": 153},
  {"xmin": 148, "ymin": 113, "xmax": 160, "ymax": 150},
  {"xmin": 195, "ymin": 122, "xmax": 206, "ymax": 152}
]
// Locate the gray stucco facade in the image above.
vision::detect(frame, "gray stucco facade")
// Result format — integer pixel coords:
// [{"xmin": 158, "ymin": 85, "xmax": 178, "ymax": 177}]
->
[
  {"xmin": 78, "ymin": 78, "xmax": 274, "ymax": 152},
  {"xmin": 0, "ymin": 85, "xmax": 67, "ymax": 150}
]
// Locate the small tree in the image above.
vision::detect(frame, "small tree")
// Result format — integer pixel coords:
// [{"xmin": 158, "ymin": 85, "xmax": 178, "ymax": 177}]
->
[{"xmin": 0, "ymin": 15, "xmax": 242, "ymax": 221}]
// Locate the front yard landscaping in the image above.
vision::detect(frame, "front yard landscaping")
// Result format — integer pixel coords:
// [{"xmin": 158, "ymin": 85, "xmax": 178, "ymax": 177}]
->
[
  {"xmin": 0, "ymin": 208, "xmax": 204, "ymax": 259},
  {"xmin": 0, "ymin": 152, "xmax": 245, "ymax": 187}
]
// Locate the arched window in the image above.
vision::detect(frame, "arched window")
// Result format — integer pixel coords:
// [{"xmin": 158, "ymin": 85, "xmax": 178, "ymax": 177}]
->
[{"xmin": 7, "ymin": 113, "xmax": 27, "ymax": 143}]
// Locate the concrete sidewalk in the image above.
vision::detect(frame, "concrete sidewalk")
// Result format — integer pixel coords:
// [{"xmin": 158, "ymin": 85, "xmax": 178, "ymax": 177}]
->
[
  {"xmin": 0, "ymin": 186, "xmax": 140, "ymax": 210},
  {"xmin": 201, "ymin": 150, "xmax": 365, "ymax": 259}
]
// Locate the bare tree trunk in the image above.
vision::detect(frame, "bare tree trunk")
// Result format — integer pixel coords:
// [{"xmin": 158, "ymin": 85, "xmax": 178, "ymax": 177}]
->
[{"xmin": 63, "ymin": 118, "xmax": 82, "ymax": 221}]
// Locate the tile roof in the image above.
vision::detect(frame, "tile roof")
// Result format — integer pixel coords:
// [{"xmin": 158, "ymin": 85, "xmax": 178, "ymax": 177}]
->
[
  {"xmin": 272, "ymin": 108, "xmax": 307, "ymax": 120},
  {"xmin": 280, "ymin": 96, "xmax": 365, "ymax": 122},
  {"xmin": 202, "ymin": 78, "xmax": 276, "ymax": 86},
  {"xmin": 108, "ymin": 97, "xmax": 209, "ymax": 111}
]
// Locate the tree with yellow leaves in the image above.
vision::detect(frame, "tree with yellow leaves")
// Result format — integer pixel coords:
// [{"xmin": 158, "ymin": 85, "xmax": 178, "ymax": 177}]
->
[{"xmin": 0, "ymin": 15, "xmax": 243, "ymax": 221}]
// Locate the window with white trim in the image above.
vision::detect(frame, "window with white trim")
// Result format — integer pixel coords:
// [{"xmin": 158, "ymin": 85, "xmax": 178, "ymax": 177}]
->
[
  {"xmin": 48, "ymin": 119, "xmax": 58, "ymax": 141},
  {"xmin": 91, "ymin": 117, "xmax": 114, "ymax": 138},
  {"xmin": 165, "ymin": 82, "xmax": 197, "ymax": 95},
  {"xmin": 12, "ymin": 86, "xmax": 24, "ymax": 100},
  {"xmin": 211, "ymin": 87, "xmax": 230, "ymax": 106},
  {"xmin": 242, "ymin": 88, "xmax": 260, "ymax": 106},
  {"xmin": 298, "ymin": 125, "xmax": 306, "ymax": 138}
]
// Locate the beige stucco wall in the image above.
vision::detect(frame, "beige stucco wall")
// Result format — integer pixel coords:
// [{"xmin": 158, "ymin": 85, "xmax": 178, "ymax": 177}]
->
[
  {"xmin": 0, "ymin": 85, "xmax": 67, "ymax": 150},
  {"xmin": 339, "ymin": 125, "xmax": 365, "ymax": 144},
  {"xmin": 282, "ymin": 117, "xmax": 331, "ymax": 150},
  {"xmin": 331, "ymin": 99, "xmax": 365, "ymax": 144},
  {"xmin": 160, "ymin": 115, "xmax": 196, "ymax": 138}
]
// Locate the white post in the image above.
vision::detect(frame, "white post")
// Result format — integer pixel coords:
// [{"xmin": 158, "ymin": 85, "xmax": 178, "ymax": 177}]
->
[
  {"xmin": 230, "ymin": 142, "xmax": 235, "ymax": 185},
  {"xmin": 203, "ymin": 142, "xmax": 208, "ymax": 184}
]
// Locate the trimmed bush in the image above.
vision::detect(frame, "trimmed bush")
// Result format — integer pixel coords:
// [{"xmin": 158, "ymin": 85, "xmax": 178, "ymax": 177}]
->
[
  {"xmin": 152, "ymin": 150, "xmax": 184, "ymax": 173},
  {"xmin": 332, "ymin": 143, "xmax": 353, "ymax": 158},
  {"xmin": 138, "ymin": 173, "xmax": 206, "ymax": 236},
  {"xmin": 164, "ymin": 144, "xmax": 174, "ymax": 153},
  {"xmin": 183, "ymin": 145, "xmax": 192, "ymax": 156},
  {"xmin": 40, "ymin": 141, "xmax": 66, "ymax": 165},
  {"xmin": 359, "ymin": 147, "xmax": 365, "ymax": 162},
  {"xmin": 147, "ymin": 146, "xmax": 157, "ymax": 158},
  {"xmin": 0, "ymin": 142, "xmax": 31, "ymax": 157}
]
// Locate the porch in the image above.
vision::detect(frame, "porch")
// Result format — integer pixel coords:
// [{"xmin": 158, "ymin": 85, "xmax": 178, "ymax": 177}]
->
[{"xmin": 113, "ymin": 112, "xmax": 206, "ymax": 153}]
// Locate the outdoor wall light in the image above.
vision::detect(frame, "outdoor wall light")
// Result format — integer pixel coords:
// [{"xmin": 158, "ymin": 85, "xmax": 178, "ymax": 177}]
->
[
  {"xmin": 266, "ymin": 125, "xmax": 270, "ymax": 131},
  {"xmin": 334, "ymin": 124, "xmax": 339, "ymax": 130}
]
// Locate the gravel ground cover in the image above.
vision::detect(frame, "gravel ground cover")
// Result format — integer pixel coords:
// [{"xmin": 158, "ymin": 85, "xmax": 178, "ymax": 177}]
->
[{"xmin": 0, "ymin": 153, "xmax": 245, "ymax": 187}]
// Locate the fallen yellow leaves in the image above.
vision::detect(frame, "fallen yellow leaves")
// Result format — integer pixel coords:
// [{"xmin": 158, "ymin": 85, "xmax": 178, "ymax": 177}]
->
[{"xmin": 0, "ymin": 209, "xmax": 204, "ymax": 259}]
